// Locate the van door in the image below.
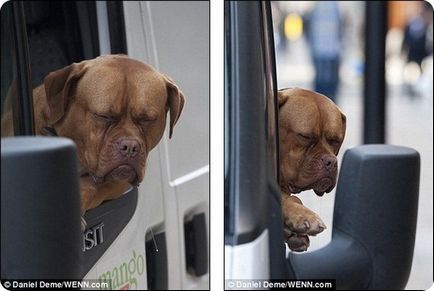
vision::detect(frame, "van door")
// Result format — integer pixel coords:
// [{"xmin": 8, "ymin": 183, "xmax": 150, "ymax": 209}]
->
[{"xmin": 122, "ymin": 2, "xmax": 210, "ymax": 289}]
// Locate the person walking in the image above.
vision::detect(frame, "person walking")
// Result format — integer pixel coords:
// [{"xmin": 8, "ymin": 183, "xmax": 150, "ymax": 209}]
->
[{"xmin": 305, "ymin": 2, "xmax": 343, "ymax": 103}]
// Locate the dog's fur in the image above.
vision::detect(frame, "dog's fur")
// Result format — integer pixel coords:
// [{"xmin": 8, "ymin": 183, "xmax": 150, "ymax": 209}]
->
[
  {"xmin": 2, "ymin": 55, "xmax": 185, "ymax": 220},
  {"xmin": 278, "ymin": 88, "xmax": 346, "ymax": 251}
]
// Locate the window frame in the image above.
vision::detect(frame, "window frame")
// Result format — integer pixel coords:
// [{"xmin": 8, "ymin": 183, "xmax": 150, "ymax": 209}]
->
[{"xmin": 11, "ymin": 1, "xmax": 34, "ymax": 136}]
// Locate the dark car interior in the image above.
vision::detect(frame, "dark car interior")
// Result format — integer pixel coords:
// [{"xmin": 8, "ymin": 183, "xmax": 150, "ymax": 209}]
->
[{"xmin": 24, "ymin": 1, "xmax": 99, "ymax": 87}]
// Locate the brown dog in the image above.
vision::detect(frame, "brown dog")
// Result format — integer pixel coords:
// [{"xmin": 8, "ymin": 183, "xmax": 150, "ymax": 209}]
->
[
  {"xmin": 278, "ymin": 88, "xmax": 346, "ymax": 252},
  {"xmin": 10, "ymin": 55, "xmax": 184, "ymax": 220}
]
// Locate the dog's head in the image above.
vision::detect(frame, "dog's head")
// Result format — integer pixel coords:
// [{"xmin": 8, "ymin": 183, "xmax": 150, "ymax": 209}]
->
[
  {"xmin": 278, "ymin": 88, "xmax": 346, "ymax": 196},
  {"xmin": 42, "ymin": 55, "xmax": 185, "ymax": 185}
]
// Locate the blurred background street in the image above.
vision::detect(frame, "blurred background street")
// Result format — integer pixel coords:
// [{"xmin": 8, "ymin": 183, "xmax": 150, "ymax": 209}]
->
[{"xmin": 272, "ymin": 1, "xmax": 433, "ymax": 290}]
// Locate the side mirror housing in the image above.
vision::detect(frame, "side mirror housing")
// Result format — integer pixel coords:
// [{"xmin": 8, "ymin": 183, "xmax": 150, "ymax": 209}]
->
[
  {"xmin": 289, "ymin": 145, "xmax": 420, "ymax": 289},
  {"xmin": 1, "ymin": 137, "xmax": 82, "ymax": 279}
]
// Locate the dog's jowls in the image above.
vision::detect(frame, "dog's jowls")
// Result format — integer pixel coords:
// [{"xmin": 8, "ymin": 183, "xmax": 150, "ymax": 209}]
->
[
  {"xmin": 278, "ymin": 88, "xmax": 346, "ymax": 252},
  {"xmin": 29, "ymin": 55, "xmax": 184, "ymax": 220}
]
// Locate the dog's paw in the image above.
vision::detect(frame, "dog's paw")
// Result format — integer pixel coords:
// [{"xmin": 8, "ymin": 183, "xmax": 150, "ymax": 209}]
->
[
  {"xmin": 284, "ymin": 229, "xmax": 310, "ymax": 252},
  {"xmin": 285, "ymin": 212, "xmax": 326, "ymax": 236},
  {"xmin": 282, "ymin": 201, "xmax": 326, "ymax": 236}
]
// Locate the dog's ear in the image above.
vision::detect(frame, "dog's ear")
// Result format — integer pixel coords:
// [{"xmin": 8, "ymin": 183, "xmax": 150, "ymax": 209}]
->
[
  {"xmin": 278, "ymin": 90, "xmax": 288, "ymax": 108},
  {"xmin": 163, "ymin": 75, "xmax": 185, "ymax": 138},
  {"xmin": 43, "ymin": 62, "xmax": 88, "ymax": 125}
]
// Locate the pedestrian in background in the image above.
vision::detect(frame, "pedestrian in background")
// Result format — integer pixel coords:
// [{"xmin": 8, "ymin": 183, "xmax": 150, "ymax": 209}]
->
[
  {"xmin": 304, "ymin": 2, "xmax": 343, "ymax": 103},
  {"xmin": 401, "ymin": 1, "xmax": 433, "ymax": 98}
]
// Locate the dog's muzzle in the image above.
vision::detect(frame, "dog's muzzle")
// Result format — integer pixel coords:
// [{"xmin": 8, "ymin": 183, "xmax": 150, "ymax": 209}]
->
[
  {"xmin": 90, "ymin": 164, "xmax": 140, "ymax": 186},
  {"xmin": 312, "ymin": 177, "xmax": 335, "ymax": 197}
]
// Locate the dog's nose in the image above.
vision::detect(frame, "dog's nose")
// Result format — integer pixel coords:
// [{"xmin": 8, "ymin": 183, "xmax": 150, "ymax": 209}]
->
[
  {"xmin": 118, "ymin": 139, "xmax": 141, "ymax": 157},
  {"xmin": 321, "ymin": 155, "xmax": 337, "ymax": 171}
]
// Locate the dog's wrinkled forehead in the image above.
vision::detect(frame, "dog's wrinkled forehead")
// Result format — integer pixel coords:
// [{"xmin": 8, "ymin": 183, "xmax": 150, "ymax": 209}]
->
[
  {"xmin": 280, "ymin": 88, "xmax": 346, "ymax": 138},
  {"xmin": 77, "ymin": 58, "xmax": 167, "ymax": 115}
]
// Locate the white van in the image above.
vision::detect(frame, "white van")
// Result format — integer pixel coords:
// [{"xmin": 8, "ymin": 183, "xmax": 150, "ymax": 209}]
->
[{"xmin": 1, "ymin": 1, "xmax": 209, "ymax": 290}]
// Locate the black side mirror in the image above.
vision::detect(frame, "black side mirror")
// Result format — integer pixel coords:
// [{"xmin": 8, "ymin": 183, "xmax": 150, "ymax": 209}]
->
[
  {"xmin": 1, "ymin": 137, "xmax": 82, "ymax": 279},
  {"xmin": 288, "ymin": 145, "xmax": 420, "ymax": 290}
]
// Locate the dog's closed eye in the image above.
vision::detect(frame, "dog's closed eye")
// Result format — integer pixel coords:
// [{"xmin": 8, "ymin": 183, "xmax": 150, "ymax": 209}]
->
[
  {"xmin": 327, "ymin": 138, "xmax": 341, "ymax": 145},
  {"xmin": 297, "ymin": 133, "xmax": 313, "ymax": 142},
  {"xmin": 134, "ymin": 113, "xmax": 158, "ymax": 126},
  {"xmin": 92, "ymin": 112, "xmax": 117, "ymax": 123}
]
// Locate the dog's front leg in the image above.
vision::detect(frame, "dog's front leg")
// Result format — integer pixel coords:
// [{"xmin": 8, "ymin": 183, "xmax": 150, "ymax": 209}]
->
[
  {"xmin": 79, "ymin": 175, "xmax": 98, "ymax": 231},
  {"xmin": 282, "ymin": 194, "xmax": 326, "ymax": 252}
]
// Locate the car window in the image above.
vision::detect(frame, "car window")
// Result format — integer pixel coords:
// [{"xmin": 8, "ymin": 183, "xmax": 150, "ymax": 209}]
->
[
  {"xmin": 1, "ymin": 3, "xmax": 17, "ymax": 137},
  {"xmin": 24, "ymin": 1, "xmax": 99, "ymax": 86},
  {"xmin": 1, "ymin": 1, "xmax": 101, "ymax": 138}
]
